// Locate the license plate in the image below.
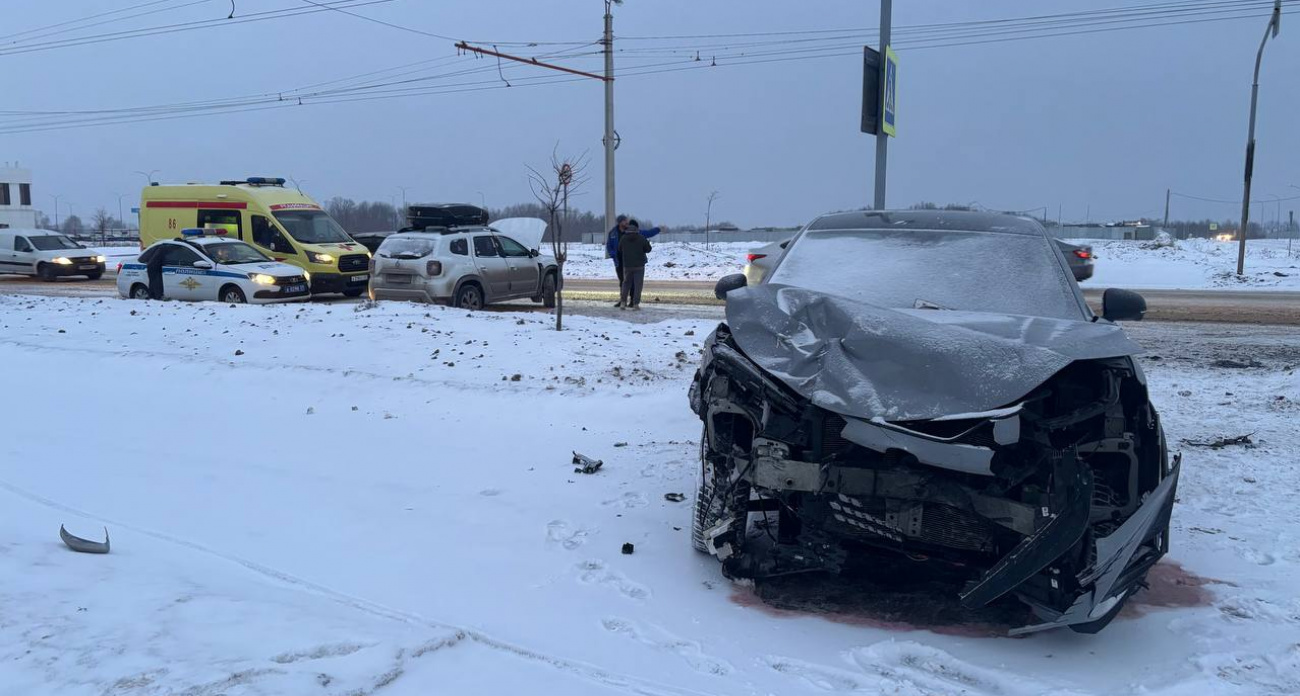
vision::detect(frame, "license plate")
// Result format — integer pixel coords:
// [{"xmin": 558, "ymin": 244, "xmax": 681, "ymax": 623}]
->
[
  {"xmin": 79, "ymin": 265, "xmax": 97, "ymax": 270},
  {"xmin": 284, "ymin": 284, "xmax": 307, "ymax": 293},
  {"xmin": 386, "ymin": 274, "xmax": 411, "ymax": 284},
  {"xmin": 350, "ymin": 274, "xmax": 369, "ymax": 282}
]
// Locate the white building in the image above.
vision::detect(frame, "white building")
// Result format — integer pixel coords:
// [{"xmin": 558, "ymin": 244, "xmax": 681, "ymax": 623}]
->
[{"xmin": 0, "ymin": 163, "xmax": 37, "ymax": 229}]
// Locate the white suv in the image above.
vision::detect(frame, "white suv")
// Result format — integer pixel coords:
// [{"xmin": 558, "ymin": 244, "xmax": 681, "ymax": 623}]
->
[{"xmin": 369, "ymin": 223, "xmax": 557, "ymax": 310}]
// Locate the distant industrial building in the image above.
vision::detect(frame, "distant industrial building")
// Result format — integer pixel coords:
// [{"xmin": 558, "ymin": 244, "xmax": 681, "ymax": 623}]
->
[
  {"xmin": 1056, "ymin": 222, "xmax": 1160, "ymax": 241},
  {"xmin": 0, "ymin": 163, "xmax": 37, "ymax": 229}
]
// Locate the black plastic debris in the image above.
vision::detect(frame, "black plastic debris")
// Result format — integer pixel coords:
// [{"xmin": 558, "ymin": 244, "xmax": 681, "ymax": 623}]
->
[
  {"xmin": 60, "ymin": 525, "xmax": 110, "ymax": 554},
  {"xmin": 664, "ymin": 493, "xmax": 686, "ymax": 503},
  {"xmin": 621, "ymin": 543, "xmax": 635, "ymax": 555},
  {"xmin": 572, "ymin": 452, "xmax": 604, "ymax": 474},
  {"xmin": 1182, "ymin": 433, "xmax": 1254, "ymax": 449}
]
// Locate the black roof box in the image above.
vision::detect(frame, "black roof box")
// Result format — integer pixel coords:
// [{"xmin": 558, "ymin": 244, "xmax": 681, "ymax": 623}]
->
[{"xmin": 406, "ymin": 204, "xmax": 489, "ymax": 230}]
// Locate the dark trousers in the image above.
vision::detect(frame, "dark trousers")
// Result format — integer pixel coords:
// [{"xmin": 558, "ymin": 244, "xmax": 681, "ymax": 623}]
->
[
  {"xmin": 620, "ymin": 266, "xmax": 645, "ymax": 307},
  {"xmin": 147, "ymin": 269, "xmax": 164, "ymax": 299},
  {"xmin": 614, "ymin": 259, "xmax": 624, "ymax": 284}
]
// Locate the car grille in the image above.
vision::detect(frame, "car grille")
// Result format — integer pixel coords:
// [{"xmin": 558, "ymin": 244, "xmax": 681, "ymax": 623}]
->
[
  {"xmin": 274, "ymin": 275, "xmax": 307, "ymax": 286},
  {"xmin": 69, "ymin": 256, "xmax": 97, "ymax": 264},
  {"xmin": 339, "ymin": 254, "xmax": 369, "ymax": 272},
  {"xmin": 821, "ymin": 413, "xmax": 852, "ymax": 456}
]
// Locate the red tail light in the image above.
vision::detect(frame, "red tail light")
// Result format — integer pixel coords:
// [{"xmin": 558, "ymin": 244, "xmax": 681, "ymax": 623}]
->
[
  {"xmin": 746, "ymin": 253, "xmax": 766, "ymax": 263},
  {"xmin": 115, "ymin": 263, "xmax": 123, "ymax": 274},
  {"xmin": 426, "ymin": 260, "xmax": 443, "ymax": 276},
  {"xmin": 1073, "ymin": 250, "xmax": 1092, "ymax": 260}
]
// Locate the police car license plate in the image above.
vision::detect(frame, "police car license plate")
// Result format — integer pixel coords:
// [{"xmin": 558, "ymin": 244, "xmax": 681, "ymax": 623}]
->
[
  {"xmin": 79, "ymin": 264, "xmax": 97, "ymax": 270},
  {"xmin": 285, "ymin": 284, "xmax": 307, "ymax": 294}
]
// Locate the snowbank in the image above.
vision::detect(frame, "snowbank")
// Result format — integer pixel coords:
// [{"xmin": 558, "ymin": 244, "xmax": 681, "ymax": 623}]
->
[
  {"xmin": 1, "ymin": 295, "xmax": 1297, "ymax": 695},
  {"xmin": 563, "ymin": 242, "xmax": 751, "ymax": 281}
]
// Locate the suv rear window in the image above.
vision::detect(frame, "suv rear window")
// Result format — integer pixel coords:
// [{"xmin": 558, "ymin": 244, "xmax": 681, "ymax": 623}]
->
[
  {"xmin": 450, "ymin": 238, "xmax": 468, "ymax": 256},
  {"xmin": 378, "ymin": 237, "xmax": 437, "ymax": 259}
]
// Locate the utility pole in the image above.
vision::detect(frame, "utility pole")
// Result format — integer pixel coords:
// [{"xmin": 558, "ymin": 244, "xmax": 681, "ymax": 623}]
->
[
  {"xmin": 873, "ymin": 0, "xmax": 892, "ymax": 210},
  {"xmin": 50, "ymin": 194, "xmax": 62, "ymax": 230},
  {"xmin": 1163, "ymin": 188, "xmax": 1170, "ymax": 230},
  {"xmin": 1237, "ymin": 0, "xmax": 1282, "ymax": 276},
  {"xmin": 603, "ymin": 1, "xmax": 618, "ymax": 236}
]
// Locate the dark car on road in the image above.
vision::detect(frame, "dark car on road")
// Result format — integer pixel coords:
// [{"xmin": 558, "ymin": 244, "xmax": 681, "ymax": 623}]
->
[
  {"xmin": 1056, "ymin": 239, "xmax": 1095, "ymax": 282},
  {"xmin": 691, "ymin": 210, "xmax": 1178, "ymax": 635}
]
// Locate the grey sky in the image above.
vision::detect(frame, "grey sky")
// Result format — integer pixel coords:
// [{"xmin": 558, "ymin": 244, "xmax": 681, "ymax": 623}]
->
[{"xmin": 4, "ymin": 0, "xmax": 1298, "ymax": 229}]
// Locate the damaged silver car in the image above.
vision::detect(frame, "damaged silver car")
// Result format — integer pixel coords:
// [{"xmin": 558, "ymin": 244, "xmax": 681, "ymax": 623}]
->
[{"xmin": 689, "ymin": 210, "xmax": 1180, "ymax": 635}]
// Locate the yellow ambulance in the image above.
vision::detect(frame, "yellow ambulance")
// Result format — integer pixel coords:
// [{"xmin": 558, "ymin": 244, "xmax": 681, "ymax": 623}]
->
[{"xmin": 139, "ymin": 177, "xmax": 370, "ymax": 296}]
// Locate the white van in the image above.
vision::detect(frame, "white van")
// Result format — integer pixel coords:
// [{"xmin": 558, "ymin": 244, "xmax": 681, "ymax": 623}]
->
[{"xmin": 0, "ymin": 229, "xmax": 106, "ymax": 281}]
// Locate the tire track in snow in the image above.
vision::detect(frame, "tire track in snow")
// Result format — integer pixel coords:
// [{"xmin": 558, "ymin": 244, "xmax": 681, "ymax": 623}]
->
[{"xmin": 0, "ymin": 478, "xmax": 720, "ymax": 696}]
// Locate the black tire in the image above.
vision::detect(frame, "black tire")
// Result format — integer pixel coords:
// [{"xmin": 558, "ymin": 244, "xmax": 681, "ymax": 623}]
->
[
  {"xmin": 87, "ymin": 271, "xmax": 103, "ymax": 281},
  {"xmin": 692, "ymin": 426, "xmax": 749, "ymax": 554},
  {"xmin": 220, "ymin": 285, "xmax": 247, "ymax": 304},
  {"xmin": 129, "ymin": 284, "xmax": 151, "ymax": 300},
  {"xmin": 38, "ymin": 264, "xmax": 56, "ymax": 282},
  {"xmin": 343, "ymin": 288, "xmax": 365, "ymax": 298},
  {"xmin": 455, "ymin": 283, "xmax": 485, "ymax": 311},
  {"xmin": 541, "ymin": 272, "xmax": 558, "ymax": 309}
]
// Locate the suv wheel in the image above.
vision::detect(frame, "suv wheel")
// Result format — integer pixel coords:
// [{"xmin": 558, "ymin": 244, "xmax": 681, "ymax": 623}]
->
[
  {"xmin": 455, "ymin": 283, "xmax": 484, "ymax": 311},
  {"xmin": 541, "ymin": 272, "xmax": 557, "ymax": 309},
  {"xmin": 38, "ymin": 264, "xmax": 57, "ymax": 282}
]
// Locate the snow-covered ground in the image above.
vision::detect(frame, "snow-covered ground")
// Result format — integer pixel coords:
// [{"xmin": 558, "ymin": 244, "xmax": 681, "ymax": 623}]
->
[
  {"xmin": 1, "ymin": 295, "xmax": 1298, "ymax": 695},
  {"xmin": 564, "ymin": 242, "xmax": 751, "ymax": 281},
  {"xmin": 1072, "ymin": 238, "xmax": 1300, "ymax": 291}
]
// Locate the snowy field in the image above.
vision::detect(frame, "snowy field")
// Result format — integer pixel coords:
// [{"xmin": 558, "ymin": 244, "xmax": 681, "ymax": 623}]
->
[
  {"xmin": 1073, "ymin": 238, "xmax": 1300, "ymax": 291},
  {"xmin": 1, "ymin": 295, "xmax": 1298, "ymax": 695},
  {"xmin": 561, "ymin": 238, "xmax": 1300, "ymax": 291}
]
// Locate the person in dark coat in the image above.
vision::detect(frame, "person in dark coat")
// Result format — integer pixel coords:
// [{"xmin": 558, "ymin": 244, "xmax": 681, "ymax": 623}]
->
[
  {"xmin": 606, "ymin": 215, "xmax": 661, "ymax": 307},
  {"xmin": 146, "ymin": 246, "xmax": 167, "ymax": 300},
  {"xmin": 618, "ymin": 219, "xmax": 652, "ymax": 310}
]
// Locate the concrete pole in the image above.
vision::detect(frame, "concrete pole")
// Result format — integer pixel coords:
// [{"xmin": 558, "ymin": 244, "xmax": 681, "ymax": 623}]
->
[
  {"xmin": 873, "ymin": 0, "xmax": 891, "ymax": 210},
  {"xmin": 1238, "ymin": 2, "xmax": 1281, "ymax": 275},
  {"xmin": 1163, "ymin": 188, "xmax": 1170, "ymax": 231},
  {"xmin": 603, "ymin": 3, "xmax": 617, "ymax": 236}
]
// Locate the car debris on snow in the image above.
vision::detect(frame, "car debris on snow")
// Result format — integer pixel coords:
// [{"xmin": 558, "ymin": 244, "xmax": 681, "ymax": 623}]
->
[
  {"xmin": 664, "ymin": 493, "xmax": 686, "ymax": 502},
  {"xmin": 572, "ymin": 452, "xmax": 603, "ymax": 474},
  {"xmin": 60, "ymin": 525, "xmax": 111, "ymax": 554},
  {"xmin": 1182, "ymin": 433, "xmax": 1254, "ymax": 449}
]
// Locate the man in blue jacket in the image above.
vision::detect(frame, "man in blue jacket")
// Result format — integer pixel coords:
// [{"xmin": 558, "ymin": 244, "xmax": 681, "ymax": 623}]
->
[{"xmin": 606, "ymin": 214, "xmax": 661, "ymax": 307}]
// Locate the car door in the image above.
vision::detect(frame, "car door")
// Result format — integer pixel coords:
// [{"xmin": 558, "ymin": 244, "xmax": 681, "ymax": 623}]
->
[
  {"xmin": 10, "ymin": 235, "xmax": 36, "ymax": 274},
  {"xmin": 472, "ymin": 234, "xmax": 511, "ymax": 298},
  {"xmin": 159, "ymin": 244, "xmax": 208, "ymax": 301},
  {"xmin": 495, "ymin": 234, "xmax": 539, "ymax": 296}
]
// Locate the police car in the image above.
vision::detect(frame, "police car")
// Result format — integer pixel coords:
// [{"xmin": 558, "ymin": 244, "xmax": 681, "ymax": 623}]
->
[{"xmin": 117, "ymin": 229, "xmax": 311, "ymax": 304}]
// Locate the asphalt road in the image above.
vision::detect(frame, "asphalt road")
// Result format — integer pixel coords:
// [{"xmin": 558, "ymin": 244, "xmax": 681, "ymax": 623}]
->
[{"xmin": 3, "ymin": 274, "xmax": 1298, "ymax": 324}]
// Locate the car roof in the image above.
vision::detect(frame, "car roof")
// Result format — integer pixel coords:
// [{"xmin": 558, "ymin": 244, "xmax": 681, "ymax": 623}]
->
[
  {"xmin": 808, "ymin": 210, "xmax": 1046, "ymax": 237},
  {"xmin": 391, "ymin": 227, "xmax": 490, "ymax": 237}
]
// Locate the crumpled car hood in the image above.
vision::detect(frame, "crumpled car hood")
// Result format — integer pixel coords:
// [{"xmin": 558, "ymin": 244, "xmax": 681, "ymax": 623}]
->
[{"xmin": 724, "ymin": 284, "xmax": 1142, "ymax": 421}]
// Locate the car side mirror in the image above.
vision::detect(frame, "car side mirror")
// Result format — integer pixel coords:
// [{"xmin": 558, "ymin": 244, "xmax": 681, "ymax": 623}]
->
[
  {"xmin": 1102, "ymin": 288, "xmax": 1146, "ymax": 322},
  {"xmin": 714, "ymin": 273, "xmax": 748, "ymax": 300},
  {"xmin": 530, "ymin": 248, "xmax": 539, "ymax": 257},
  {"xmin": 193, "ymin": 260, "xmax": 214, "ymax": 270}
]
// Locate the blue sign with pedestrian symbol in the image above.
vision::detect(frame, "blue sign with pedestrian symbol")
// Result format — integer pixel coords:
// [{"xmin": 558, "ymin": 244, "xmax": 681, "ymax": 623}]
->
[{"xmin": 882, "ymin": 46, "xmax": 898, "ymax": 137}]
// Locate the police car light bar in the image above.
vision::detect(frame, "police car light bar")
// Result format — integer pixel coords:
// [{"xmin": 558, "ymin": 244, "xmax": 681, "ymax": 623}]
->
[{"xmin": 181, "ymin": 228, "xmax": 229, "ymax": 237}]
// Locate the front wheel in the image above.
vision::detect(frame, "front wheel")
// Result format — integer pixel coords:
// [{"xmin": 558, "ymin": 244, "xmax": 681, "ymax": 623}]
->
[
  {"xmin": 541, "ymin": 272, "xmax": 557, "ymax": 309},
  {"xmin": 692, "ymin": 426, "xmax": 749, "ymax": 554},
  {"xmin": 343, "ymin": 288, "xmax": 364, "ymax": 298},
  {"xmin": 220, "ymin": 285, "xmax": 247, "ymax": 304},
  {"xmin": 455, "ymin": 283, "xmax": 484, "ymax": 311},
  {"xmin": 38, "ymin": 264, "xmax": 57, "ymax": 282},
  {"xmin": 87, "ymin": 271, "xmax": 103, "ymax": 281},
  {"xmin": 129, "ymin": 284, "xmax": 151, "ymax": 300}
]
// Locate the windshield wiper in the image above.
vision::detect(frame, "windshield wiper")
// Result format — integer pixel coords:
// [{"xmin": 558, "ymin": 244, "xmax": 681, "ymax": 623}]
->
[{"xmin": 913, "ymin": 298, "xmax": 948, "ymax": 310}]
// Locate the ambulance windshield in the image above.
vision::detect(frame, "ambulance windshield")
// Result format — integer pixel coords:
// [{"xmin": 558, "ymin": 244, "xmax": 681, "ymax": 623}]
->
[{"xmin": 273, "ymin": 210, "xmax": 352, "ymax": 244}]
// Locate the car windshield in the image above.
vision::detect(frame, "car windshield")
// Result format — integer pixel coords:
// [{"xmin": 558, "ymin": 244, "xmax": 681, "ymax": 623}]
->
[
  {"xmin": 272, "ymin": 210, "xmax": 352, "ymax": 244},
  {"xmin": 768, "ymin": 228, "xmax": 1085, "ymax": 320},
  {"xmin": 378, "ymin": 237, "xmax": 437, "ymax": 259},
  {"xmin": 203, "ymin": 241, "xmax": 272, "ymax": 265},
  {"xmin": 30, "ymin": 235, "xmax": 82, "ymax": 251}
]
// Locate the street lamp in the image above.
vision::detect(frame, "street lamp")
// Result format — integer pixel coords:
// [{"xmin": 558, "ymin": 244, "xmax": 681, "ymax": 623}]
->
[
  {"xmin": 705, "ymin": 191, "xmax": 720, "ymax": 249},
  {"xmin": 133, "ymin": 169, "xmax": 160, "ymax": 186},
  {"xmin": 1236, "ymin": 0, "xmax": 1282, "ymax": 275},
  {"xmin": 114, "ymin": 193, "xmax": 127, "ymax": 235},
  {"xmin": 476, "ymin": 191, "xmax": 486, "ymax": 210},
  {"xmin": 49, "ymin": 194, "xmax": 62, "ymax": 230}
]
